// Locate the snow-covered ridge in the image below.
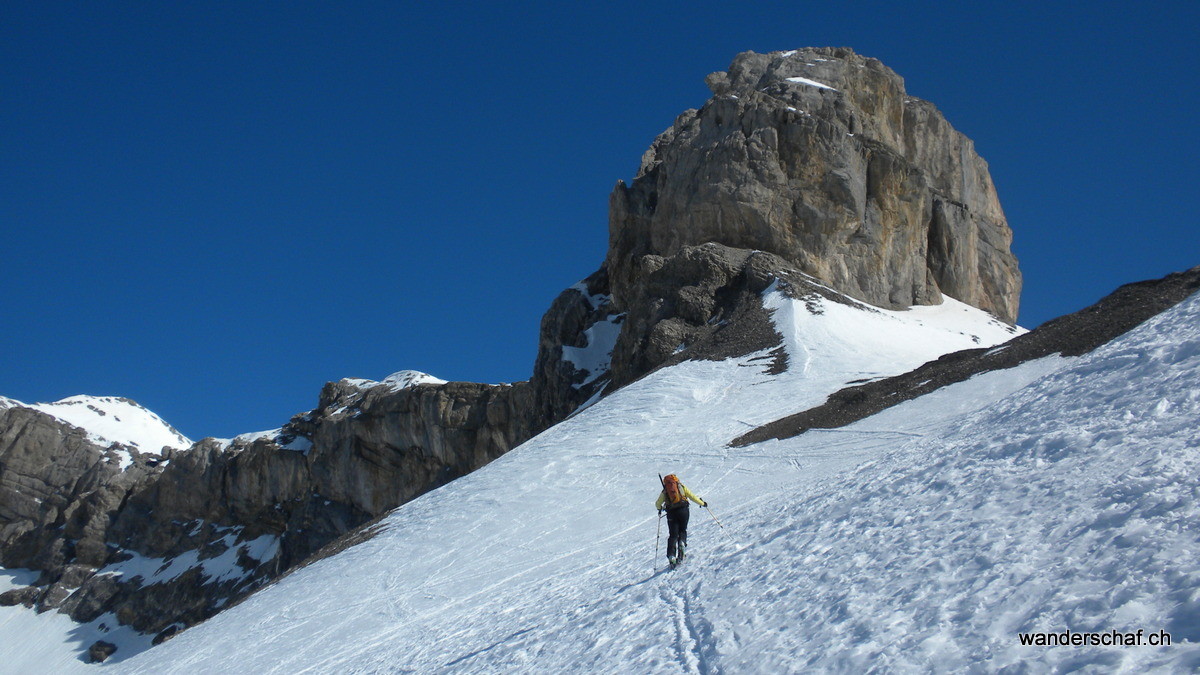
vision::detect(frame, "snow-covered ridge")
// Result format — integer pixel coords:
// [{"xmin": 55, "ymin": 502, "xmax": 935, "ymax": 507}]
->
[
  {"xmin": 223, "ymin": 428, "xmax": 312, "ymax": 454},
  {"xmin": 341, "ymin": 370, "xmax": 448, "ymax": 393},
  {"xmin": 2, "ymin": 395, "xmax": 191, "ymax": 468},
  {"xmin": 761, "ymin": 283, "xmax": 1024, "ymax": 399}
]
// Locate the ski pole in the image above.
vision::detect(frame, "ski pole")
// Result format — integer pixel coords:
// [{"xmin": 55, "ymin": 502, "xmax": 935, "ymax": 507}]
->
[
  {"xmin": 705, "ymin": 505, "xmax": 735, "ymax": 543},
  {"xmin": 654, "ymin": 474, "xmax": 667, "ymax": 571},
  {"xmin": 654, "ymin": 510, "xmax": 663, "ymax": 571}
]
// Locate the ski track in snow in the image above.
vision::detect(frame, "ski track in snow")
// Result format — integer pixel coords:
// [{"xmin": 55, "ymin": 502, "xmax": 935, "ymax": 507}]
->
[{"xmin": 7, "ymin": 290, "xmax": 1200, "ymax": 672}]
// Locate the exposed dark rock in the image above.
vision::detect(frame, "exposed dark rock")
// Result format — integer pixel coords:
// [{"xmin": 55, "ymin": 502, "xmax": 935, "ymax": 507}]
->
[
  {"xmin": 607, "ymin": 242, "xmax": 873, "ymax": 388},
  {"xmin": 0, "ymin": 585, "xmax": 38, "ymax": 607},
  {"xmin": 88, "ymin": 640, "xmax": 117, "ymax": 663},
  {"xmin": 734, "ymin": 266, "xmax": 1200, "ymax": 446},
  {"xmin": 37, "ymin": 582, "xmax": 73, "ymax": 611},
  {"xmin": 528, "ymin": 265, "xmax": 620, "ymax": 418},
  {"xmin": 152, "ymin": 624, "xmax": 181, "ymax": 645},
  {"xmin": 57, "ymin": 571, "xmax": 121, "ymax": 623}
]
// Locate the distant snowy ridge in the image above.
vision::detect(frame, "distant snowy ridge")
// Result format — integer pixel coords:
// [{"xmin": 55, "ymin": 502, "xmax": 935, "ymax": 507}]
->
[
  {"xmin": 226, "ymin": 428, "xmax": 312, "ymax": 454},
  {"xmin": 341, "ymin": 369, "xmax": 448, "ymax": 393},
  {"xmin": 218, "ymin": 370, "xmax": 449, "ymax": 451},
  {"xmin": 1, "ymin": 395, "xmax": 190, "ymax": 469}
]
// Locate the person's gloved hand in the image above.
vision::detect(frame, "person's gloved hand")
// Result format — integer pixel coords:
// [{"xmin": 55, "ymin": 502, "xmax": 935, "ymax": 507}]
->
[{"xmin": 702, "ymin": 500, "xmax": 709, "ymax": 507}]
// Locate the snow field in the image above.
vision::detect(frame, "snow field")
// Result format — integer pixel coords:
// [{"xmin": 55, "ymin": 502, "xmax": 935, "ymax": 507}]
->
[
  {"xmin": 688, "ymin": 292, "xmax": 1200, "ymax": 672},
  {"xmin": 0, "ymin": 568, "xmax": 155, "ymax": 671}
]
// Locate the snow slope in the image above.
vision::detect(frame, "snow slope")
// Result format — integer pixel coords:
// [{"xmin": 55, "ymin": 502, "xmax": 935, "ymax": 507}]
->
[
  {"xmin": 7, "ymin": 288, "xmax": 1199, "ymax": 671},
  {"xmin": 2, "ymin": 395, "xmax": 191, "ymax": 469},
  {"xmin": 0, "ymin": 568, "xmax": 155, "ymax": 671}
]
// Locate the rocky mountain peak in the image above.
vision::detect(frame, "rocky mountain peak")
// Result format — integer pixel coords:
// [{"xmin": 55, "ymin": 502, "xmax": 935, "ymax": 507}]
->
[{"xmin": 609, "ymin": 46, "xmax": 1022, "ymax": 323}]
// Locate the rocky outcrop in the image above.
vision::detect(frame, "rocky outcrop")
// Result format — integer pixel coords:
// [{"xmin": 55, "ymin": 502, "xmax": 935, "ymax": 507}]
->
[
  {"xmin": 0, "ymin": 405, "xmax": 168, "ymax": 600},
  {"xmin": 607, "ymin": 243, "xmax": 791, "ymax": 389},
  {"xmin": 88, "ymin": 640, "xmax": 117, "ymax": 663},
  {"xmin": 608, "ymin": 47, "xmax": 1021, "ymax": 323},
  {"xmin": 528, "ymin": 266, "xmax": 623, "ymax": 419}
]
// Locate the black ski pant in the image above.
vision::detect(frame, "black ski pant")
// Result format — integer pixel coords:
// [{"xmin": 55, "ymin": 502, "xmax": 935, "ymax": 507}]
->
[{"xmin": 665, "ymin": 504, "xmax": 689, "ymax": 559}]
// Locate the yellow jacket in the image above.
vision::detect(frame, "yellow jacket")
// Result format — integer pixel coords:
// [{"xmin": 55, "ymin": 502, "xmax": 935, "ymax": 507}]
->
[{"xmin": 656, "ymin": 483, "xmax": 706, "ymax": 510}]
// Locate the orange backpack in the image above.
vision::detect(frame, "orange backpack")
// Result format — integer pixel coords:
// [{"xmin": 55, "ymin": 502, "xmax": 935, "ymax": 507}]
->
[{"xmin": 662, "ymin": 474, "xmax": 684, "ymax": 505}]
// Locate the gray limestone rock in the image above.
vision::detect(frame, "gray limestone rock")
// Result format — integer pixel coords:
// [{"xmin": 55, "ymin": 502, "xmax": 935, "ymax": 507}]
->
[
  {"xmin": 606, "ymin": 241, "xmax": 884, "ymax": 389},
  {"xmin": 608, "ymin": 47, "xmax": 1021, "ymax": 323}
]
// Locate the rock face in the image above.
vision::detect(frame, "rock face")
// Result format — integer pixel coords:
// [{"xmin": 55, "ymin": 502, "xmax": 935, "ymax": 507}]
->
[
  {"xmin": 0, "ymin": 46, "xmax": 1026, "ymax": 647},
  {"xmin": 605, "ymin": 243, "xmax": 792, "ymax": 390},
  {"xmin": 609, "ymin": 47, "xmax": 1021, "ymax": 323},
  {"xmin": 0, "ymin": 405, "xmax": 168, "ymax": 600}
]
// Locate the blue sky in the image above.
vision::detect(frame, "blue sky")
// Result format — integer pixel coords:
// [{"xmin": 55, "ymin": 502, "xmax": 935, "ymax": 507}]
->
[{"xmin": 3, "ymin": 1, "xmax": 1197, "ymax": 440}]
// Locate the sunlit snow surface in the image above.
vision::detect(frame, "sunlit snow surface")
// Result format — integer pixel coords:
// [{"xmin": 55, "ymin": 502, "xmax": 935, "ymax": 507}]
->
[
  {"xmin": 785, "ymin": 75, "xmax": 839, "ymax": 92},
  {"xmin": 340, "ymin": 369, "xmax": 449, "ymax": 393},
  {"xmin": 8, "ymin": 289, "xmax": 1200, "ymax": 671},
  {"xmin": 0, "ymin": 568, "xmax": 155, "ymax": 670},
  {"xmin": 0, "ymin": 395, "xmax": 191, "ymax": 469}
]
